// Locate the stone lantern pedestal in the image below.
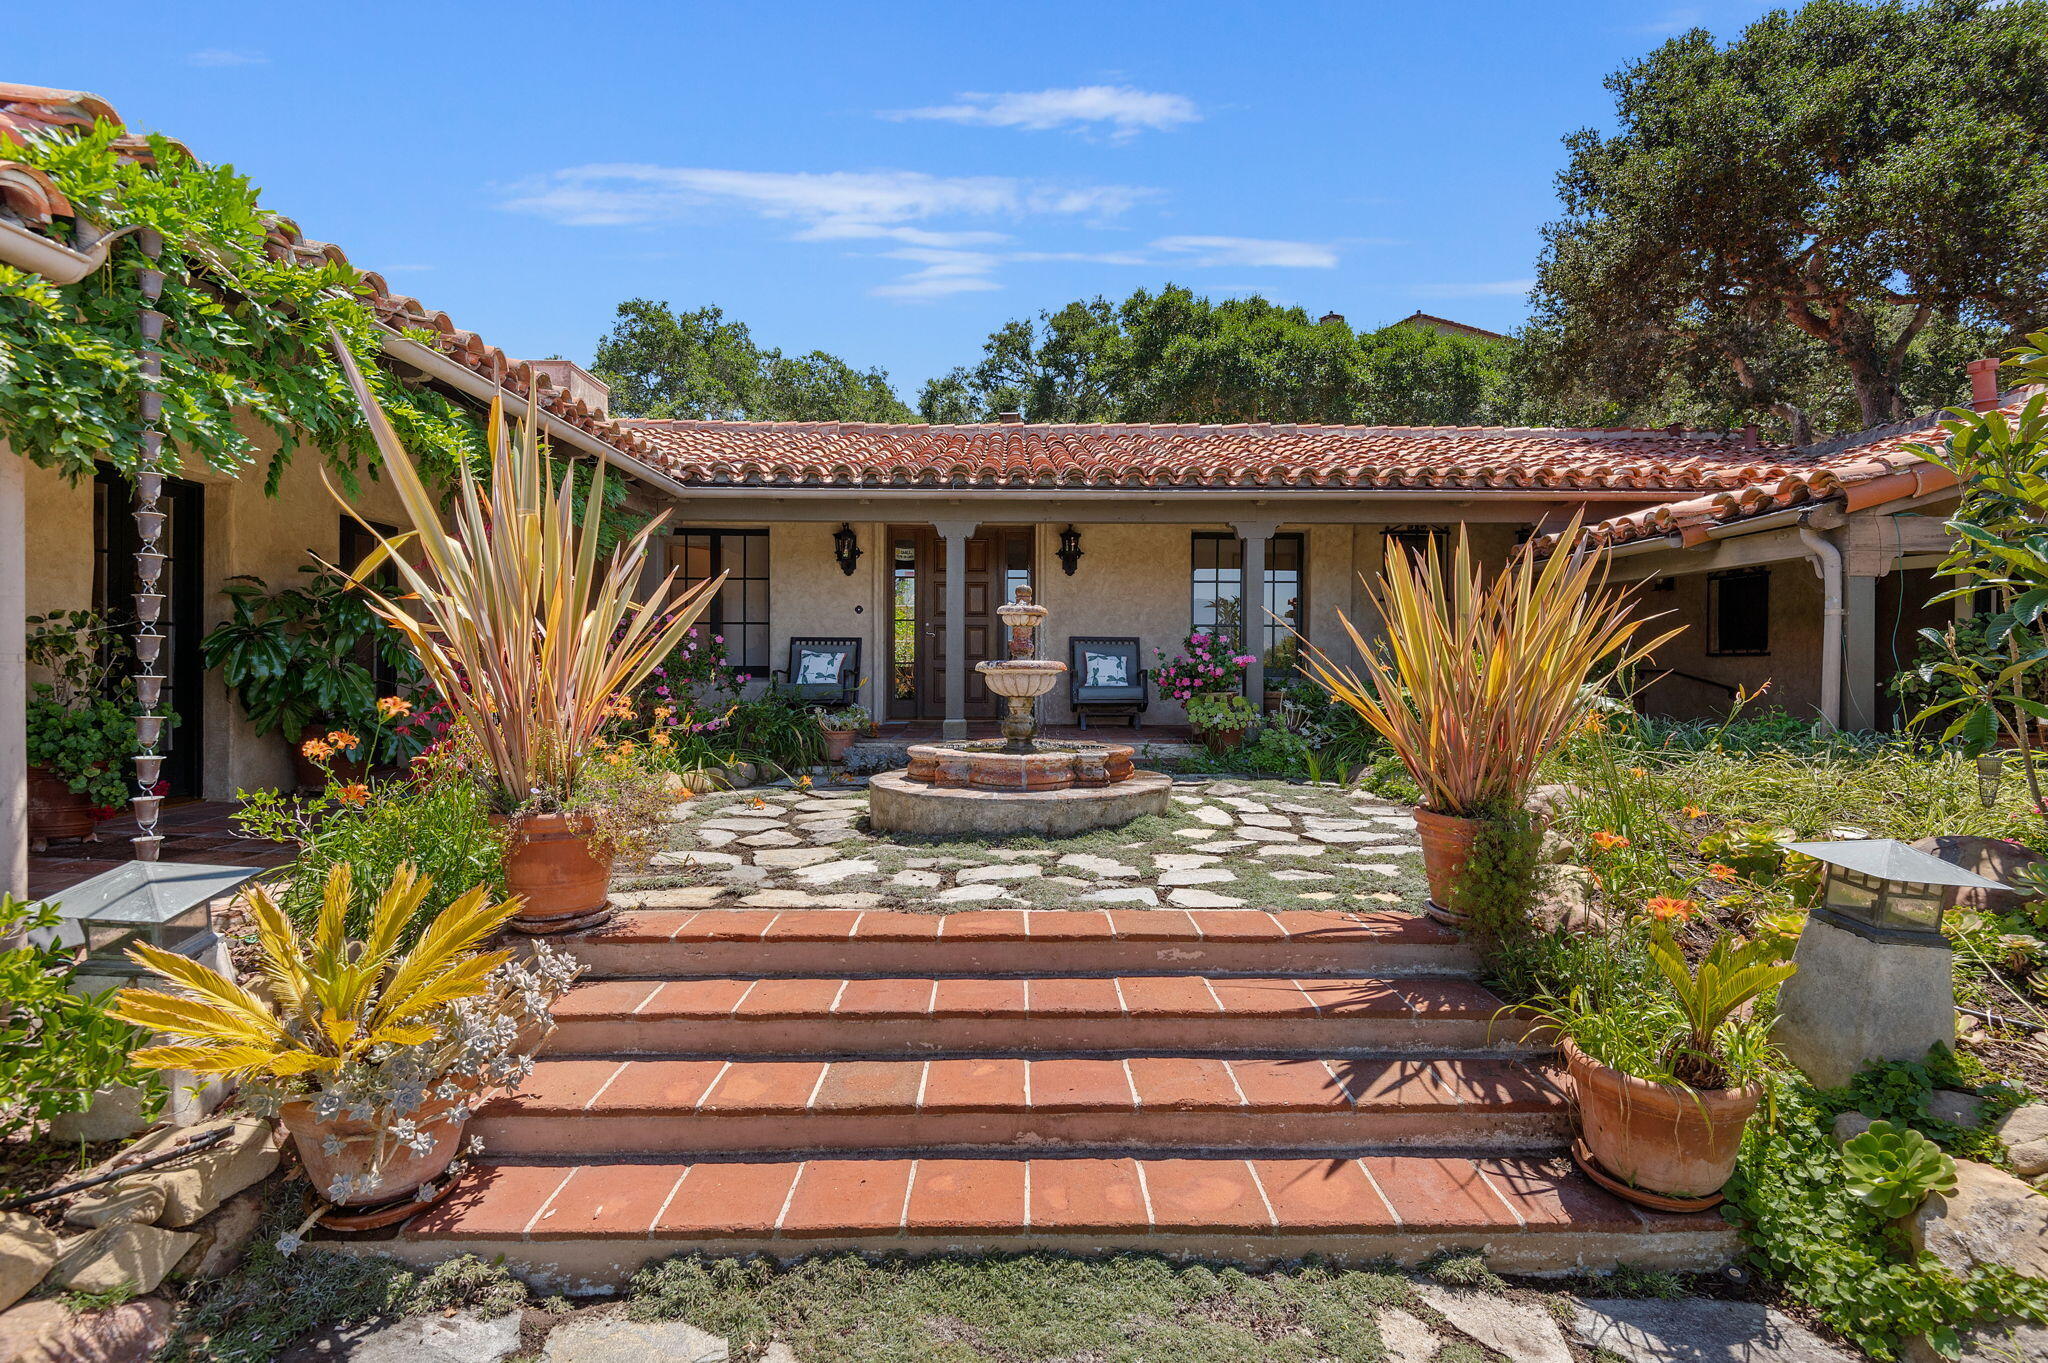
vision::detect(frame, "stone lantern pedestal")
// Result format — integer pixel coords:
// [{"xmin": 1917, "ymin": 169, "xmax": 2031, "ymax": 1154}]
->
[{"xmin": 1774, "ymin": 915, "xmax": 1955, "ymax": 1088}]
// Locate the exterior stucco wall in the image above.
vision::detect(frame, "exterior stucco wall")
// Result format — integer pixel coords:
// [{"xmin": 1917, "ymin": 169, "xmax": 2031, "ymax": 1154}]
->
[{"xmin": 1634, "ymin": 563, "xmax": 1826, "ymax": 722}]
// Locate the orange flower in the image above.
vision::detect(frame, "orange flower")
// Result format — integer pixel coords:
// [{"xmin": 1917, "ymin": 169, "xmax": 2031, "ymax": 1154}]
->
[
  {"xmin": 1645, "ymin": 896, "xmax": 1699, "ymax": 922},
  {"xmin": 1682, "ymin": 805, "xmax": 1707, "ymax": 819},
  {"xmin": 1591, "ymin": 830, "xmax": 1631, "ymax": 851},
  {"xmin": 1708, "ymin": 863, "xmax": 1738, "ymax": 882},
  {"xmin": 750, "ymin": 797, "xmax": 768, "ymax": 810},
  {"xmin": 300, "ymin": 738, "xmax": 333, "ymax": 761},
  {"xmin": 795, "ymin": 774, "xmax": 813, "ymax": 791},
  {"xmin": 377, "ymin": 696, "xmax": 411, "ymax": 718},
  {"xmin": 327, "ymin": 730, "xmax": 359, "ymax": 751},
  {"xmin": 651, "ymin": 732, "xmax": 673, "ymax": 749},
  {"xmin": 1628, "ymin": 766, "xmax": 1648, "ymax": 780},
  {"xmin": 336, "ymin": 783, "xmax": 371, "ymax": 806}
]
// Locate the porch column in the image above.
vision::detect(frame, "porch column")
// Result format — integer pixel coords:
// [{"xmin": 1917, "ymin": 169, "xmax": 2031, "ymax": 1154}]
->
[
  {"xmin": 1, "ymin": 451, "xmax": 25, "ymax": 897},
  {"xmin": 934, "ymin": 519, "xmax": 978, "ymax": 741},
  {"xmin": 1843, "ymin": 573, "xmax": 1881, "ymax": 731},
  {"xmin": 1234, "ymin": 520, "xmax": 1280, "ymax": 709}
]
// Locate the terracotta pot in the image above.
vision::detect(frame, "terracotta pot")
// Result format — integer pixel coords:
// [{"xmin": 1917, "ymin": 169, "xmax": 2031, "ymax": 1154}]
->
[
  {"xmin": 1563, "ymin": 1038, "xmax": 1761, "ymax": 1204},
  {"xmin": 292, "ymin": 722, "xmax": 371, "ymax": 791},
  {"xmin": 1202, "ymin": 726, "xmax": 1245, "ymax": 756},
  {"xmin": 1412, "ymin": 806, "xmax": 1483, "ymax": 909},
  {"xmin": 281, "ymin": 1097, "xmax": 467, "ymax": 1206},
  {"xmin": 499, "ymin": 811, "xmax": 614, "ymax": 933},
  {"xmin": 28, "ymin": 764, "xmax": 98, "ymax": 844},
  {"xmin": 822, "ymin": 728, "xmax": 855, "ymax": 761}
]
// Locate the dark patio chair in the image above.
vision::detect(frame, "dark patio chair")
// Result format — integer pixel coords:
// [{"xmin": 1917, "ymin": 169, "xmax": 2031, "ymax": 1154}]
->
[
  {"xmin": 1067, "ymin": 636, "xmax": 1149, "ymax": 729},
  {"xmin": 773, "ymin": 637, "xmax": 862, "ymax": 707}
]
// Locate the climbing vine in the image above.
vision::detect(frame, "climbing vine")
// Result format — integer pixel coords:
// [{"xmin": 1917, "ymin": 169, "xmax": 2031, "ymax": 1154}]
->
[{"xmin": 0, "ymin": 121, "xmax": 484, "ymax": 489}]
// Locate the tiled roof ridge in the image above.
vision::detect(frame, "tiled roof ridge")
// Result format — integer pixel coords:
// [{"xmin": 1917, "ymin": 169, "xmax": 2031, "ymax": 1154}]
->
[
  {"xmin": 623, "ymin": 415, "xmax": 1771, "ymax": 443},
  {"xmin": 1538, "ymin": 390, "xmax": 2042, "ymax": 555}
]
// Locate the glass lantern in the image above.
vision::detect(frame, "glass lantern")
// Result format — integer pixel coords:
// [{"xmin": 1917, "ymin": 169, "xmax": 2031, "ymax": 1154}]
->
[
  {"xmin": 47, "ymin": 862, "xmax": 262, "ymax": 977},
  {"xmin": 1786, "ymin": 839, "xmax": 2004, "ymax": 947}
]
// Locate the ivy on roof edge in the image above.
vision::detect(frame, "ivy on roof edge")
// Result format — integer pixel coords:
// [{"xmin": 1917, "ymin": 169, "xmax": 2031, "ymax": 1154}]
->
[{"xmin": 0, "ymin": 120, "xmax": 483, "ymax": 491}]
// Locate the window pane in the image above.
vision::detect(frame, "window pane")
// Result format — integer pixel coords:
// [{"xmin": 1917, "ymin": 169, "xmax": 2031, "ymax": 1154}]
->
[{"xmin": 744, "ymin": 579, "xmax": 769, "ymax": 622}]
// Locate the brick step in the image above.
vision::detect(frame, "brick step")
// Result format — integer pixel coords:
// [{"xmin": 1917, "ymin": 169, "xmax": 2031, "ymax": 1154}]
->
[
  {"xmin": 381, "ymin": 1153, "xmax": 1738, "ymax": 1285},
  {"xmin": 559, "ymin": 907, "xmax": 1477, "ymax": 980},
  {"xmin": 473, "ymin": 1055, "xmax": 1572, "ymax": 1156},
  {"xmin": 545, "ymin": 974, "xmax": 1535, "ymax": 1056}
]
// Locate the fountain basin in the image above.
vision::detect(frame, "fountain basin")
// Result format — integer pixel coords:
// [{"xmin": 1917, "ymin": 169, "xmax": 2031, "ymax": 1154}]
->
[
  {"xmin": 870, "ymin": 738, "xmax": 1171, "ymax": 836},
  {"xmin": 975, "ymin": 658, "xmax": 1065, "ymax": 699}
]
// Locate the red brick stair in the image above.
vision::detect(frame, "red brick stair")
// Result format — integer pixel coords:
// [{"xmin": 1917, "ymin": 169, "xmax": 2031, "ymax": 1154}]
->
[{"xmin": 381, "ymin": 906, "xmax": 1739, "ymax": 1286}]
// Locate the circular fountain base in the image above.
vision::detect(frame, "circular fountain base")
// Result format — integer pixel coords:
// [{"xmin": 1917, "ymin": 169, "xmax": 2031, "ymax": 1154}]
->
[{"xmin": 871, "ymin": 739, "xmax": 1170, "ymax": 836}]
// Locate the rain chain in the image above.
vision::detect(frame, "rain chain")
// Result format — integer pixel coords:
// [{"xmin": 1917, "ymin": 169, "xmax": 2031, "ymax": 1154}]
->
[{"xmin": 130, "ymin": 227, "xmax": 168, "ymax": 861}]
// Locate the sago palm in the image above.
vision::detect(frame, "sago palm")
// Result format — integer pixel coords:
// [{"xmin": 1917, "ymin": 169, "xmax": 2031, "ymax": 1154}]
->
[
  {"xmin": 1645, "ymin": 924, "xmax": 1797, "ymax": 1089},
  {"xmin": 108, "ymin": 864, "xmax": 515, "ymax": 1081}
]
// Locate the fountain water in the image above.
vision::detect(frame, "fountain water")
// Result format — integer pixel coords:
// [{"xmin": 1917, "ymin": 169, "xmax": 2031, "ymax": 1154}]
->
[{"xmin": 868, "ymin": 587, "xmax": 1172, "ymax": 836}]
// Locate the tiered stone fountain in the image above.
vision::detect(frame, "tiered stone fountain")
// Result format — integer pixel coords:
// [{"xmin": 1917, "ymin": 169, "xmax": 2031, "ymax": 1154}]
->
[{"xmin": 869, "ymin": 588, "xmax": 1172, "ymax": 836}]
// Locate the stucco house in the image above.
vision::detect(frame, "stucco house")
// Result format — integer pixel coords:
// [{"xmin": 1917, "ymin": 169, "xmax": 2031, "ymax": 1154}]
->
[{"xmin": 0, "ymin": 79, "xmax": 2018, "ymax": 891}]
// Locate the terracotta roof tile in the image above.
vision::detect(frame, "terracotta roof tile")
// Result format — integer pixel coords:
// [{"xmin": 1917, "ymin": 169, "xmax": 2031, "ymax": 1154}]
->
[
  {"xmin": 1536, "ymin": 397, "xmax": 2042, "ymax": 555},
  {"xmin": 621, "ymin": 417, "xmax": 1809, "ymax": 493}
]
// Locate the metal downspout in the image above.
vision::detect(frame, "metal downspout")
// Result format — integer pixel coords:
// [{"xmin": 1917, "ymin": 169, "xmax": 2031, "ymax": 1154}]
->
[{"xmin": 1798, "ymin": 522, "xmax": 1845, "ymax": 729}]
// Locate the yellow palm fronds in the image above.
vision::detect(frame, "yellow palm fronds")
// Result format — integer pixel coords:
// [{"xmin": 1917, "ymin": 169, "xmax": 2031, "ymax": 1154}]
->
[
  {"xmin": 322, "ymin": 331, "xmax": 719, "ymax": 807},
  {"xmin": 1298, "ymin": 518, "xmax": 1680, "ymax": 815},
  {"xmin": 108, "ymin": 866, "xmax": 518, "ymax": 1081}
]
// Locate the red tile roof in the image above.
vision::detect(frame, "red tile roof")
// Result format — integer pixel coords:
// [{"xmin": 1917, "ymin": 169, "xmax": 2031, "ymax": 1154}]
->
[
  {"xmin": 622, "ymin": 418, "xmax": 1809, "ymax": 492},
  {"xmin": 1534, "ymin": 399, "xmax": 2039, "ymax": 555}
]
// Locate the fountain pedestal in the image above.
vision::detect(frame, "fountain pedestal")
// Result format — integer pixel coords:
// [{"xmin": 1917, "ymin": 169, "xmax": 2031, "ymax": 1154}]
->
[{"xmin": 869, "ymin": 587, "xmax": 1171, "ymax": 836}]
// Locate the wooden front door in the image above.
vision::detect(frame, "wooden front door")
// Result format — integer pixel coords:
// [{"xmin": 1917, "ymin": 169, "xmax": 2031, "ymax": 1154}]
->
[{"xmin": 888, "ymin": 525, "xmax": 1033, "ymax": 722}]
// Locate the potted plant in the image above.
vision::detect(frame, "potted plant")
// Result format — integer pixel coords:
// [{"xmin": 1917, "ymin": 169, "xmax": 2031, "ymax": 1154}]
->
[
  {"xmin": 1296, "ymin": 518, "xmax": 1675, "ymax": 920},
  {"xmin": 108, "ymin": 864, "xmax": 578, "ymax": 1209},
  {"xmin": 200, "ymin": 569, "xmax": 427, "ymax": 790},
  {"xmin": 1186, "ymin": 692, "xmax": 1259, "ymax": 754},
  {"xmin": 814, "ymin": 703, "xmax": 870, "ymax": 762},
  {"xmin": 327, "ymin": 342, "xmax": 718, "ymax": 933},
  {"xmin": 1535, "ymin": 920, "xmax": 1795, "ymax": 1209},
  {"xmin": 23, "ymin": 611, "xmax": 145, "ymax": 845}
]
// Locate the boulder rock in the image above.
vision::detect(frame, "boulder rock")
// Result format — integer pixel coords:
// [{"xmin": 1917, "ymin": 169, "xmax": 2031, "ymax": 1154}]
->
[
  {"xmin": 47, "ymin": 1223, "xmax": 196, "ymax": 1297},
  {"xmin": 1535, "ymin": 865, "xmax": 1609, "ymax": 935},
  {"xmin": 1525, "ymin": 784, "xmax": 1576, "ymax": 821},
  {"xmin": 1374, "ymin": 1307, "xmax": 1441, "ymax": 1363},
  {"xmin": 1909, "ymin": 1159, "xmax": 2048, "ymax": 1280},
  {"xmin": 1911, "ymin": 834, "xmax": 2044, "ymax": 915},
  {"xmin": 46, "ymin": 1085, "xmax": 152, "ymax": 1144},
  {"xmin": 311, "ymin": 1310, "xmax": 525, "ymax": 1363},
  {"xmin": 0, "ymin": 1295, "xmax": 173, "ymax": 1363},
  {"xmin": 1929, "ymin": 1089, "xmax": 1987, "ymax": 1129},
  {"xmin": 1999, "ymin": 1104, "xmax": 2048, "ymax": 1177},
  {"xmin": 1832, "ymin": 1111, "xmax": 1877, "ymax": 1144},
  {"xmin": 0, "ymin": 1213, "xmax": 58, "ymax": 1313},
  {"xmin": 64, "ymin": 1116, "xmax": 278, "ymax": 1229},
  {"xmin": 176, "ymin": 1188, "xmax": 266, "ymax": 1281},
  {"xmin": 62, "ymin": 1182, "xmax": 165, "ymax": 1230}
]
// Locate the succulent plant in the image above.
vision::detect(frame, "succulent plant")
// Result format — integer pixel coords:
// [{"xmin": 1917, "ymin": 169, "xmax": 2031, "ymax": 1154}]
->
[{"xmin": 1842, "ymin": 1119, "xmax": 1960, "ymax": 1219}]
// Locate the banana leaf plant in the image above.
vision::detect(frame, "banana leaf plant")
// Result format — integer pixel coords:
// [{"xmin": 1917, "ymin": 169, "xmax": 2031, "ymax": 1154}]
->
[{"xmin": 323, "ymin": 332, "xmax": 720, "ymax": 814}]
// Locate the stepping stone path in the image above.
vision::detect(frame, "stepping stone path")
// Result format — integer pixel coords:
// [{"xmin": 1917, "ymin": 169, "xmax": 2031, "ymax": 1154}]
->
[{"xmin": 638, "ymin": 780, "xmax": 1425, "ymax": 913}]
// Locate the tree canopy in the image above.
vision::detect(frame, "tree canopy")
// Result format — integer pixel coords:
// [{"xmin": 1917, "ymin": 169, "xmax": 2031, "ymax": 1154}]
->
[
  {"xmin": 589, "ymin": 299, "xmax": 915, "ymax": 422},
  {"xmin": 1528, "ymin": 0, "xmax": 2048, "ymax": 439},
  {"xmin": 918, "ymin": 286, "xmax": 1524, "ymax": 427}
]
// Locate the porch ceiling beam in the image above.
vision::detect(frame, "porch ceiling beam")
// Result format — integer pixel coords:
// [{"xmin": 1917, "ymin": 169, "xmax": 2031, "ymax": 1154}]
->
[
  {"xmin": 1607, "ymin": 525, "xmax": 1823, "ymax": 580},
  {"xmin": 643, "ymin": 493, "xmax": 1650, "ymax": 525}
]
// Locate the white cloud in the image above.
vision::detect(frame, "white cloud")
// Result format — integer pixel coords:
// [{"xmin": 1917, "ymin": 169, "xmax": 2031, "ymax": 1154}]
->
[
  {"xmin": 186, "ymin": 48, "xmax": 267, "ymax": 66},
  {"xmin": 870, "ymin": 248, "xmax": 1008, "ymax": 299},
  {"xmin": 503, "ymin": 164, "xmax": 1151, "ymax": 231},
  {"xmin": 882, "ymin": 85, "xmax": 1199, "ymax": 139},
  {"xmin": 1153, "ymin": 235, "xmax": 1340, "ymax": 269},
  {"xmin": 1412, "ymin": 278, "xmax": 1535, "ymax": 298}
]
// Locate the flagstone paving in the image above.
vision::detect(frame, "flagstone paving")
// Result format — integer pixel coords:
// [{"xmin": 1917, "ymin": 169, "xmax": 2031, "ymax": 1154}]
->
[{"xmin": 616, "ymin": 778, "xmax": 1432, "ymax": 915}]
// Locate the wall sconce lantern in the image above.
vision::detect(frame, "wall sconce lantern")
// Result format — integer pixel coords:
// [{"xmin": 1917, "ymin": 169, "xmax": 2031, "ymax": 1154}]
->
[
  {"xmin": 1773, "ymin": 838, "xmax": 2004, "ymax": 1087},
  {"xmin": 1056, "ymin": 525, "xmax": 1083, "ymax": 576},
  {"xmin": 832, "ymin": 523, "xmax": 863, "ymax": 576}
]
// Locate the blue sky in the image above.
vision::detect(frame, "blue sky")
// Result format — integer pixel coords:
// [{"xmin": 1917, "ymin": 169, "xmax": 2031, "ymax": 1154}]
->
[{"xmin": 21, "ymin": 1, "xmax": 1777, "ymax": 398}]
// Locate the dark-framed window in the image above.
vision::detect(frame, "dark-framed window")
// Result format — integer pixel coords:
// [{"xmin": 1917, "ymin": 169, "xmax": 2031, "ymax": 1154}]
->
[
  {"xmin": 676, "ymin": 529, "xmax": 770, "ymax": 672},
  {"xmin": 1189, "ymin": 531, "xmax": 1308, "ymax": 673},
  {"xmin": 1382, "ymin": 525, "xmax": 1448, "ymax": 573},
  {"xmin": 1707, "ymin": 568, "xmax": 1771, "ymax": 656},
  {"xmin": 340, "ymin": 516, "xmax": 405, "ymax": 694}
]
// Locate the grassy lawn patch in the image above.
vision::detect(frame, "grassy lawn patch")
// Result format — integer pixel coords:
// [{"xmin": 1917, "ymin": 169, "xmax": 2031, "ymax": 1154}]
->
[{"xmin": 627, "ymin": 1251, "xmax": 1415, "ymax": 1362}]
